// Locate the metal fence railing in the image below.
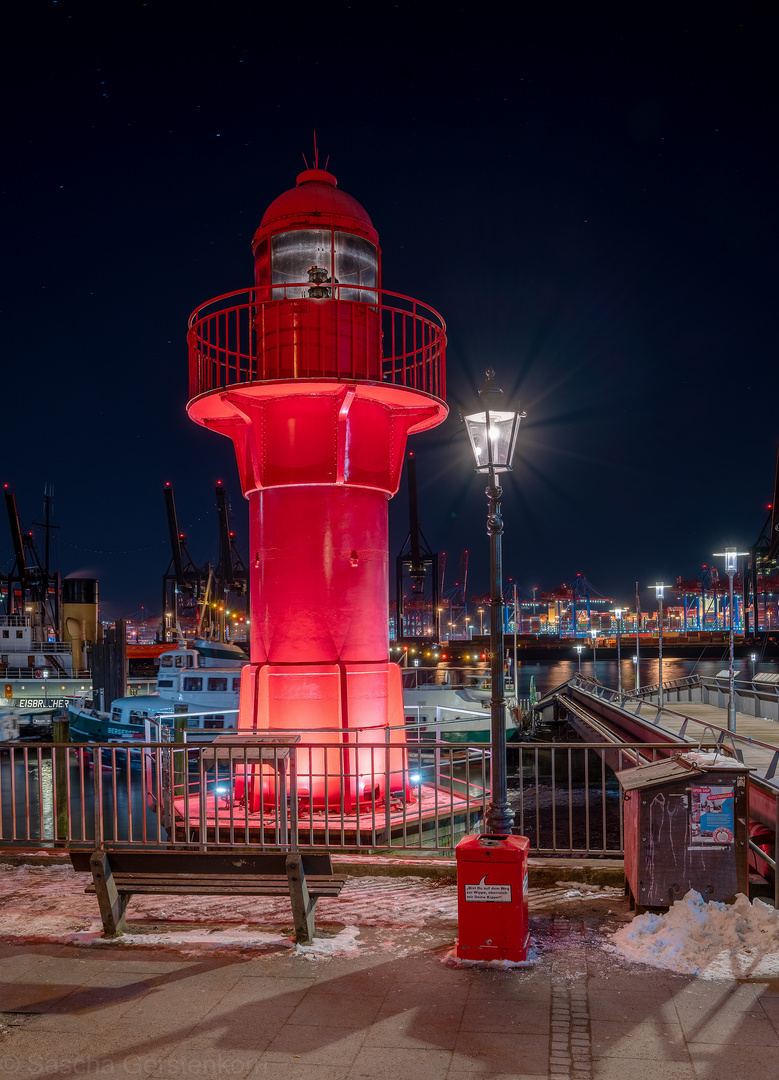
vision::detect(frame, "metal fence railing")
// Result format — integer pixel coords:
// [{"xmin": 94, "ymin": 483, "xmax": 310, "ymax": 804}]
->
[
  {"xmin": 187, "ymin": 285, "xmax": 446, "ymax": 402},
  {"xmin": 2, "ymin": 736, "xmax": 753, "ymax": 860}
]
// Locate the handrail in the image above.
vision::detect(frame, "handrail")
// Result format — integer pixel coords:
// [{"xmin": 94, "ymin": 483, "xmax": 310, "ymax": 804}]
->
[
  {"xmin": 187, "ymin": 285, "xmax": 446, "ymax": 401},
  {"xmin": 0, "ymin": 737, "xmax": 771, "ymax": 864},
  {"xmin": 571, "ymin": 676, "xmax": 779, "ymax": 784},
  {"xmin": 625, "ymin": 674, "xmax": 701, "ymax": 697}
]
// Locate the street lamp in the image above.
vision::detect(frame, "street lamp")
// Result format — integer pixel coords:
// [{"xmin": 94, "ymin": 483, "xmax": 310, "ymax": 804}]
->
[
  {"xmin": 575, "ymin": 645, "xmax": 583, "ymax": 673},
  {"xmin": 713, "ymin": 547, "xmax": 748, "ymax": 733},
  {"xmin": 464, "ymin": 369, "xmax": 524, "ymax": 834},
  {"xmin": 591, "ymin": 629, "xmax": 598, "ymax": 667},
  {"xmin": 649, "ymin": 584, "xmax": 665, "ymax": 706},
  {"xmin": 751, "ymin": 653, "xmax": 757, "ymax": 680},
  {"xmin": 611, "ymin": 608, "xmax": 623, "ymax": 694},
  {"xmin": 478, "ymin": 607, "xmax": 484, "ymax": 635}
]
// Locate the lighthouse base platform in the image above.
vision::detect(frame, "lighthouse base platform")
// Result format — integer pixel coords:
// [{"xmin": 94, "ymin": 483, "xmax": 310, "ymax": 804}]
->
[{"xmin": 170, "ymin": 782, "xmax": 484, "ymax": 850}]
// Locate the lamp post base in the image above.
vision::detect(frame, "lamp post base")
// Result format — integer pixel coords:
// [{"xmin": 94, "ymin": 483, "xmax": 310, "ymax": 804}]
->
[{"xmin": 484, "ymin": 802, "xmax": 515, "ymax": 835}]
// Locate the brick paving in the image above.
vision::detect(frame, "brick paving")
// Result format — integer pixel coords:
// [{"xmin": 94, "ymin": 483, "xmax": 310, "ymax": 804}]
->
[{"xmin": 1, "ymin": 876, "xmax": 778, "ymax": 1079}]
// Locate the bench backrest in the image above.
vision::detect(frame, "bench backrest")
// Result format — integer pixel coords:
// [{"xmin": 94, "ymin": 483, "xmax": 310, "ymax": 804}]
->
[{"xmin": 69, "ymin": 849, "xmax": 334, "ymax": 877}]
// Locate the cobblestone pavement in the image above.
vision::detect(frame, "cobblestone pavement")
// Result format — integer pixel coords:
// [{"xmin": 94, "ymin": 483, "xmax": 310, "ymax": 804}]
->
[{"xmin": 1, "ymin": 882, "xmax": 778, "ymax": 1079}]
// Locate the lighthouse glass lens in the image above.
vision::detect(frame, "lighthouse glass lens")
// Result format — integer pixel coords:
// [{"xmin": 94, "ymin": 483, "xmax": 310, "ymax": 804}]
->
[
  {"xmin": 271, "ymin": 229, "xmax": 332, "ymax": 298},
  {"xmin": 334, "ymin": 233, "xmax": 378, "ymax": 302}
]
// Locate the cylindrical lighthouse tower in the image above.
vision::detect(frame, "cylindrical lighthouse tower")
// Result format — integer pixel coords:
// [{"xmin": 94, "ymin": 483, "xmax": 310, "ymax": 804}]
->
[{"xmin": 187, "ymin": 167, "xmax": 447, "ymax": 809}]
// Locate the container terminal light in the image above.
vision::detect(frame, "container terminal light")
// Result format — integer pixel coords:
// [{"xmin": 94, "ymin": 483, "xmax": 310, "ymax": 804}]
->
[
  {"xmin": 712, "ymin": 547, "xmax": 748, "ymax": 732},
  {"xmin": 648, "ymin": 584, "xmax": 666, "ymax": 706}
]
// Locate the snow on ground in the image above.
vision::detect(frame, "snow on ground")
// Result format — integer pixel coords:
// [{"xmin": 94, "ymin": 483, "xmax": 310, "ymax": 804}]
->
[
  {"xmin": 609, "ymin": 889, "xmax": 779, "ymax": 979},
  {"xmin": 0, "ymin": 862, "xmax": 623, "ymax": 958},
  {"xmin": 0, "ymin": 863, "xmax": 458, "ymax": 955},
  {"xmin": 441, "ymin": 946, "xmax": 538, "ymax": 969}
]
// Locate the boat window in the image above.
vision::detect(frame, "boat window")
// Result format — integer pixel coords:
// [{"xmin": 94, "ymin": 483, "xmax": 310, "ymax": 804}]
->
[
  {"xmin": 129, "ymin": 712, "xmax": 144, "ymax": 725},
  {"xmin": 111, "ymin": 710, "xmax": 123, "ymax": 723},
  {"xmin": 160, "ymin": 656, "xmax": 173, "ymax": 668},
  {"xmin": 187, "ymin": 654, "xmax": 194, "ymax": 667},
  {"xmin": 2, "ymin": 630, "xmax": 8, "ymax": 638},
  {"xmin": 207, "ymin": 677, "xmax": 228, "ymax": 692},
  {"xmin": 175, "ymin": 656, "xmax": 186, "ymax": 668},
  {"xmin": 157, "ymin": 679, "xmax": 174, "ymax": 688},
  {"xmin": 183, "ymin": 676, "xmax": 203, "ymax": 692},
  {"xmin": 186, "ymin": 718, "xmax": 200, "ymax": 729},
  {"xmin": 204, "ymin": 717, "xmax": 225, "ymax": 729},
  {"xmin": 232, "ymin": 677, "xmax": 241, "ymax": 692}
]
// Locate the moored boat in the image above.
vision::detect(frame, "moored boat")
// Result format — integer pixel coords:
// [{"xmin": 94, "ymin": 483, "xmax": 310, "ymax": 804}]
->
[
  {"xmin": 68, "ymin": 638, "xmax": 247, "ymax": 745},
  {"xmin": 403, "ymin": 675, "xmax": 518, "ymax": 743}
]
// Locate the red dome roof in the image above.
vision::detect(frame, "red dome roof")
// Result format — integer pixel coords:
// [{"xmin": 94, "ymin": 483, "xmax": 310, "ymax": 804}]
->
[{"xmin": 252, "ymin": 170, "xmax": 379, "ymax": 251}]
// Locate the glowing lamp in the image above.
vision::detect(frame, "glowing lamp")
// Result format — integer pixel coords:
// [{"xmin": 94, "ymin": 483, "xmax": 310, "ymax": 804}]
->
[
  {"xmin": 712, "ymin": 547, "xmax": 748, "ymax": 732},
  {"xmin": 464, "ymin": 370, "xmax": 523, "ymax": 473},
  {"xmin": 713, "ymin": 547, "xmax": 747, "ymax": 576},
  {"xmin": 465, "ymin": 368, "xmax": 524, "ymax": 834}
]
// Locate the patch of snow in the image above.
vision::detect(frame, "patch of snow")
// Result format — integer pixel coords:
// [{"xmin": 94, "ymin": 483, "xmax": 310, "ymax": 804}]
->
[
  {"xmin": 609, "ymin": 889, "xmax": 779, "ymax": 979},
  {"xmin": 442, "ymin": 945, "xmax": 538, "ymax": 969},
  {"xmin": 678, "ymin": 751, "xmax": 730, "ymax": 767},
  {"xmin": 70, "ymin": 928, "xmax": 294, "ymax": 953},
  {"xmin": 556, "ymin": 881, "xmax": 623, "ymax": 899},
  {"xmin": 294, "ymin": 926, "xmax": 362, "ymax": 958}
]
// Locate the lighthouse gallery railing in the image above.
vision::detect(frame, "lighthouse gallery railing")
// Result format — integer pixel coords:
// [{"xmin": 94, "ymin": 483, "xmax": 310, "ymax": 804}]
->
[{"xmin": 188, "ymin": 285, "xmax": 446, "ymax": 402}]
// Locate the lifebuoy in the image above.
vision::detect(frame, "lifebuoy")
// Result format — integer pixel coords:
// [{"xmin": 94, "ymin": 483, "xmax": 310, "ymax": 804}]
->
[{"xmin": 34, "ymin": 669, "xmax": 43, "ymax": 679}]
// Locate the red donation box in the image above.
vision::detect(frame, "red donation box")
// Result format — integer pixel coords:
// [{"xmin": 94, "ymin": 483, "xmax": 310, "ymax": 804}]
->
[{"xmin": 456, "ymin": 833, "xmax": 530, "ymax": 962}]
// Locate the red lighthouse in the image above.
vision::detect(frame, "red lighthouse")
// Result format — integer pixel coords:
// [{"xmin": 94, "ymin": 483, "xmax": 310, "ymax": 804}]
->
[{"xmin": 187, "ymin": 165, "xmax": 447, "ymax": 809}]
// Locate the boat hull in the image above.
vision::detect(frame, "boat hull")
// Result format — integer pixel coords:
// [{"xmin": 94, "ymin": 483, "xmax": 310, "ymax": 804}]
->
[{"xmin": 403, "ymin": 685, "xmax": 517, "ymax": 743}]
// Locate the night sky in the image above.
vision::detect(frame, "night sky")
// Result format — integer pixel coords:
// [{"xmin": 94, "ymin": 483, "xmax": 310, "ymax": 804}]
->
[{"xmin": 2, "ymin": 3, "xmax": 776, "ymax": 621}]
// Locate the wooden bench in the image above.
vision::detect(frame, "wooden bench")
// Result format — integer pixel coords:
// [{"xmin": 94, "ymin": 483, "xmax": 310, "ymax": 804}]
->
[{"xmin": 69, "ymin": 848, "xmax": 346, "ymax": 944}]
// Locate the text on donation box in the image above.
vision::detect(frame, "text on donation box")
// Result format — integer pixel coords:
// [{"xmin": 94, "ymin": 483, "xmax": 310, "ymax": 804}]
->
[{"xmin": 464, "ymin": 875, "xmax": 525, "ymax": 903}]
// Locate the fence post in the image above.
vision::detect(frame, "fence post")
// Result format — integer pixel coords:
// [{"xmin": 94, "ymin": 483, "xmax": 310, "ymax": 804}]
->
[
  {"xmin": 173, "ymin": 716, "xmax": 187, "ymax": 798},
  {"xmin": 384, "ymin": 728, "xmax": 392, "ymax": 842},
  {"xmin": 53, "ymin": 717, "xmax": 70, "ymax": 841},
  {"xmin": 92, "ymin": 747, "xmax": 104, "ymax": 848}
]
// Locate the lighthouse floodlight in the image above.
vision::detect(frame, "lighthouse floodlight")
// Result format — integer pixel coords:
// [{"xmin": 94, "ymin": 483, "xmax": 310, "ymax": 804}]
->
[{"xmin": 464, "ymin": 370, "xmax": 523, "ymax": 474}]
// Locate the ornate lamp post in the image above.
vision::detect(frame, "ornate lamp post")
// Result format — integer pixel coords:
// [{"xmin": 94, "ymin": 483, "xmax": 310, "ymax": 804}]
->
[
  {"xmin": 713, "ymin": 547, "xmax": 748, "ymax": 733},
  {"xmin": 464, "ymin": 369, "xmax": 524, "ymax": 834},
  {"xmin": 649, "ymin": 584, "xmax": 665, "ymax": 706}
]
